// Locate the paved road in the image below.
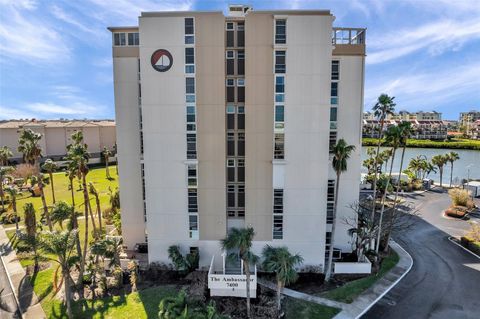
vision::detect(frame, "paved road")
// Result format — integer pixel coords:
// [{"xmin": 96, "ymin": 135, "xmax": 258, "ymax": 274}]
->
[
  {"xmin": 0, "ymin": 252, "xmax": 20, "ymax": 319},
  {"xmin": 363, "ymin": 189, "xmax": 480, "ymax": 319}
]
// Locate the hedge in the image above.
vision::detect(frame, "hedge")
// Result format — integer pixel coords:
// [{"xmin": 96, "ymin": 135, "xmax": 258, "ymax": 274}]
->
[
  {"xmin": 460, "ymin": 236, "xmax": 480, "ymax": 256},
  {"xmin": 362, "ymin": 138, "xmax": 480, "ymax": 150}
]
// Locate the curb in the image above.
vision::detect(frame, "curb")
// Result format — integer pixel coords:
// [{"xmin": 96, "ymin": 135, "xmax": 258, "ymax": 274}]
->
[
  {"xmin": 334, "ymin": 240, "xmax": 413, "ymax": 319},
  {"xmin": 447, "ymin": 236, "xmax": 480, "ymax": 260}
]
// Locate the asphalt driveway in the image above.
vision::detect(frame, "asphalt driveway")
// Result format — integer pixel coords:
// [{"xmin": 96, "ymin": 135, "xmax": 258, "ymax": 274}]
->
[{"xmin": 362, "ymin": 189, "xmax": 480, "ymax": 319}]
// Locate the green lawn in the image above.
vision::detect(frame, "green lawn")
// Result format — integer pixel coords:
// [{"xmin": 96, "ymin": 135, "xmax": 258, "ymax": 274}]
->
[
  {"xmin": 3, "ymin": 165, "xmax": 118, "ymax": 228},
  {"xmin": 321, "ymin": 251, "xmax": 400, "ymax": 303},
  {"xmin": 362, "ymin": 137, "xmax": 480, "ymax": 150},
  {"xmin": 285, "ymin": 297, "xmax": 340, "ymax": 319}
]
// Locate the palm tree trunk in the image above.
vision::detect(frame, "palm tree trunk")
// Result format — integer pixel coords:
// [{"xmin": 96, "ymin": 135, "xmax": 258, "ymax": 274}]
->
[
  {"xmin": 95, "ymin": 195, "xmax": 103, "ymax": 233},
  {"xmin": 325, "ymin": 171, "xmax": 341, "ymax": 282},
  {"xmin": 88, "ymin": 201, "xmax": 97, "ymax": 237},
  {"xmin": 245, "ymin": 260, "xmax": 251, "ymax": 319},
  {"xmin": 383, "ymin": 146, "xmax": 406, "ymax": 252},
  {"xmin": 64, "ymin": 270, "xmax": 73, "ymax": 318},
  {"xmin": 375, "ymin": 148, "xmax": 396, "ymax": 255},
  {"xmin": 370, "ymin": 121, "xmax": 385, "ymax": 220},
  {"xmin": 49, "ymin": 172, "xmax": 56, "ymax": 203},
  {"xmin": 13, "ymin": 200, "xmax": 19, "ymax": 232},
  {"xmin": 69, "ymin": 179, "xmax": 75, "ymax": 207},
  {"xmin": 276, "ymin": 280, "xmax": 283, "ymax": 313},
  {"xmin": 439, "ymin": 168, "xmax": 443, "ymax": 187},
  {"xmin": 449, "ymin": 162, "xmax": 453, "ymax": 187},
  {"xmin": 79, "ymin": 175, "xmax": 90, "ymax": 298},
  {"xmin": 39, "ymin": 181, "xmax": 53, "ymax": 231}
]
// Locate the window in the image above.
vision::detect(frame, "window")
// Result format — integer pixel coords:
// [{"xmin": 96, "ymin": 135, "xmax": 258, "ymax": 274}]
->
[
  {"xmin": 273, "ymin": 189, "xmax": 283, "ymax": 214},
  {"xmin": 238, "ymin": 105, "xmax": 245, "ymax": 130},
  {"xmin": 188, "ymin": 189, "xmax": 198, "ymax": 213},
  {"xmin": 237, "ymin": 159, "xmax": 245, "ymax": 182},
  {"xmin": 226, "ymin": 79, "xmax": 235, "ymax": 86},
  {"xmin": 226, "ymin": 50, "xmax": 235, "ymax": 75},
  {"xmin": 275, "ymin": 105, "xmax": 284, "ymax": 130},
  {"xmin": 186, "ymin": 106, "xmax": 196, "ymax": 132},
  {"xmin": 275, "ymin": 20, "xmax": 286, "ymax": 44},
  {"xmin": 185, "ymin": 47, "xmax": 194, "ymax": 64},
  {"xmin": 113, "ymin": 33, "xmax": 126, "ymax": 46},
  {"xmin": 185, "ymin": 65, "xmax": 195, "ymax": 74},
  {"xmin": 237, "ymin": 50, "xmax": 245, "ymax": 75},
  {"xmin": 275, "ymin": 75, "xmax": 285, "ymax": 102},
  {"xmin": 238, "ymin": 185, "xmax": 245, "ymax": 207},
  {"xmin": 331, "ymin": 82, "xmax": 338, "ymax": 105},
  {"xmin": 331, "ymin": 61, "xmax": 339, "ymax": 80},
  {"xmin": 185, "ymin": 35, "xmax": 194, "ymax": 44},
  {"xmin": 187, "ymin": 164, "xmax": 197, "ymax": 187},
  {"xmin": 185, "ymin": 18, "xmax": 194, "ymax": 44},
  {"xmin": 275, "ymin": 50, "xmax": 286, "ymax": 73},
  {"xmin": 326, "ymin": 202, "xmax": 334, "ymax": 224},
  {"xmin": 186, "ymin": 78, "xmax": 195, "ymax": 94},
  {"xmin": 329, "ymin": 131, "xmax": 337, "ymax": 153},
  {"xmin": 237, "ymin": 132, "xmax": 245, "ymax": 156},
  {"xmin": 237, "ymin": 78, "xmax": 245, "ymax": 86},
  {"xmin": 237, "ymin": 22, "xmax": 245, "ymax": 47},
  {"xmin": 128, "ymin": 32, "xmax": 139, "ymax": 46},
  {"xmin": 226, "ymin": 79, "xmax": 235, "ymax": 102},
  {"xmin": 227, "ymin": 159, "xmax": 235, "ymax": 167},
  {"xmin": 226, "ymin": 22, "xmax": 234, "ymax": 47},
  {"xmin": 330, "ymin": 107, "xmax": 337, "ymax": 129},
  {"xmin": 226, "ymin": 22, "xmax": 234, "ymax": 30},
  {"xmin": 274, "ymin": 133, "xmax": 285, "ymax": 159},
  {"xmin": 327, "ymin": 180, "xmax": 335, "ymax": 202},
  {"xmin": 189, "ymin": 215, "xmax": 199, "ymax": 239},
  {"xmin": 273, "ymin": 215, "xmax": 283, "ymax": 239},
  {"xmin": 226, "ymin": 104, "xmax": 235, "ymax": 113},
  {"xmin": 187, "ymin": 133, "xmax": 197, "ymax": 159},
  {"xmin": 227, "ymin": 184, "xmax": 235, "ymax": 208},
  {"xmin": 227, "ymin": 132, "xmax": 235, "ymax": 156}
]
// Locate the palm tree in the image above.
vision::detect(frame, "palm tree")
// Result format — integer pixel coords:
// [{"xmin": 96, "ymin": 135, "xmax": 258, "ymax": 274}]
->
[
  {"xmin": 325, "ymin": 139, "xmax": 355, "ymax": 282},
  {"xmin": 447, "ymin": 152, "xmax": 460, "ymax": 187},
  {"xmin": 89, "ymin": 182, "xmax": 103, "ymax": 235},
  {"xmin": 66, "ymin": 131, "xmax": 91, "ymax": 297},
  {"xmin": 51, "ymin": 201, "xmax": 74, "ymax": 229},
  {"xmin": 370, "ymin": 94, "xmax": 396, "ymax": 220},
  {"xmin": 102, "ymin": 147, "xmax": 112, "ymax": 179},
  {"xmin": 18, "ymin": 129, "xmax": 53, "ymax": 231},
  {"xmin": 23, "ymin": 202, "xmax": 42, "ymax": 272},
  {"xmin": 0, "ymin": 166, "xmax": 14, "ymax": 212},
  {"xmin": 382, "ymin": 122, "xmax": 413, "ymax": 252},
  {"xmin": 432, "ymin": 155, "xmax": 448, "ymax": 187},
  {"xmin": 222, "ymin": 227, "xmax": 258, "ymax": 318},
  {"xmin": 375, "ymin": 126, "xmax": 402, "ymax": 254},
  {"xmin": 4, "ymin": 186, "xmax": 20, "ymax": 232},
  {"xmin": 40, "ymin": 230, "xmax": 79, "ymax": 318},
  {"xmin": 262, "ymin": 245, "xmax": 303, "ymax": 313},
  {"xmin": 0, "ymin": 146, "xmax": 13, "ymax": 166},
  {"xmin": 65, "ymin": 162, "xmax": 77, "ymax": 208},
  {"xmin": 42, "ymin": 159, "xmax": 58, "ymax": 204}
]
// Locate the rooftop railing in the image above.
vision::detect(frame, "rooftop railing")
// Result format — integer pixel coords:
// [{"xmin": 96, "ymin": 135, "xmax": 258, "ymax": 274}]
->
[{"xmin": 332, "ymin": 27, "xmax": 366, "ymax": 45}]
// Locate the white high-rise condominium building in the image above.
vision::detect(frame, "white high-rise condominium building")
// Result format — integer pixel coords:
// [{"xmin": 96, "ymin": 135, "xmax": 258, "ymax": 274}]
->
[{"xmin": 109, "ymin": 5, "xmax": 366, "ymax": 270}]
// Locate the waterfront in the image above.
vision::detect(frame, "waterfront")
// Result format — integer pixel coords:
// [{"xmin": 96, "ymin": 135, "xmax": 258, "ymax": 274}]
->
[{"xmin": 361, "ymin": 147, "xmax": 480, "ymax": 185}]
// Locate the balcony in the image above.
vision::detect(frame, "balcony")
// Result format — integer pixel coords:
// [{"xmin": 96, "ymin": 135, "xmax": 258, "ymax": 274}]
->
[{"xmin": 332, "ymin": 27, "xmax": 366, "ymax": 45}]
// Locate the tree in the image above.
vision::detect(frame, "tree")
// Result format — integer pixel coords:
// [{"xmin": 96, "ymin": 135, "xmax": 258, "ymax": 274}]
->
[
  {"xmin": 167, "ymin": 245, "xmax": 199, "ymax": 274},
  {"xmin": 432, "ymin": 154, "xmax": 448, "ymax": 187},
  {"xmin": 51, "ymin": 201, "xmax": 74, "ymax": 230},
  {"xmin": 221, "ymin": 227, "xmax": 258, "ymax": 318},
  {"xmin": 91, "ymin": 236, "xmax": 123, "ymax": 269},
  {"xmin": 325, "ymin": 139, "xmax": 355, "ymax": 282},
  {"xmin": 344, "ymin": 201, "xmax": 378, "ymax": 262},
  {"xmin": 18, "ymin": 129, "xmax": 53, "ymax": 231},
  {"xmin": 65, "ymin": 162, "xmax": 77, "ymax": 208},
  {"xmin": 42, "ymin": 159, "xmax": 58, "ymax": 204},
  {"xmin": 66, "ymin": 131, "xmax": 91, "ymax": 296},
  {"xmin": 370, "ymin": 94, "xmax": 396, "ymax": 220},
  {"xmin": 375, "ymin": 126, "xmax": 402, "ymax": 254},
  {"xmin": 0, "ymin": 146, "xmax": 13, "ymax": 166},
  {"xmin": 88, "ymin": 182, "xmax": 103, "ymax": 235},
  {"xmin": 4, "ymin": 186, "xmax": 20, "ymax": 232},
  {"xmin": 262, "ymin": 246, "xmax": 303, "ymax": 313},
  {"xmin": 127, "ymin": 260, "xmax": 139, "ymax": 292},
  {"xmin": 447, "ymin": 152, "xmax": 460, "ymax": 187},
  {"xmin": 40, "ymin": 230, "xmax": 79, "ymax": 318},
  {"xmin": 22, "ymin": 203, "xmax": 42, "ymax": 272},
  {"xmin": 0, "ymin": 166, "xmax": 14, "ymax": 212},
  {"xmin": 103, "ymin": 147, "xmax": 112, "ymax": 179},
  {"xmin": 382, "ymin": 122, "xmax": 413, "ymax": 251}
]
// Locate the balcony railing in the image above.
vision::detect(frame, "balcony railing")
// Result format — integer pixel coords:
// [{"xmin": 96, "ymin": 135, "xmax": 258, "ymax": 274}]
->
[{"xmin": 332, "ymin": 27, "xmax": 366, "ymax": 45}]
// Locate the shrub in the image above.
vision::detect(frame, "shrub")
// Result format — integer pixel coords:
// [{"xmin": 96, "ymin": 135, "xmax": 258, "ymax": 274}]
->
[
  {"xmin": 467, "ymin": 222, "xmax": 480, "ymax": 242},
  {"xmin": 460, "ymin": 236, "xmax": 480, "ymax": 256},
  {"xmin": 448, "ymin": 188, "xmax": 471, "ymax": 207},
  {"xmin": 2, "ymin": 212, "xmax": 20, "ymax": 224},
  {"xmin": 168, "ymin": 245, "xmax": 199, "ymax": 274}
]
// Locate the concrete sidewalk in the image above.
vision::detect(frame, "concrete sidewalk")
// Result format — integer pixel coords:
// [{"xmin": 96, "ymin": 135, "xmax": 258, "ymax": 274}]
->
[{"xmin": 0, "ymin": 225, "xmax": 46, "ymax": 319}]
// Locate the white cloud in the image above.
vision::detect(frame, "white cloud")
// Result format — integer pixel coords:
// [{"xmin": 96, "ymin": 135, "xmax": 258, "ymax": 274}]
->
[
  {"xmin": 0, "ymin": 2, "xmax": 70, "ymax": 63},
  {"xmin": 367, "ymin": 11, "xmax": 480, "ymax": 64},
  {"xmin": 51, "ymin": 5, "xmax": 97, "ymax": 35},
  {"xmin": 24, "ymin": 102, "xmax": 97, "ymax": 115}
]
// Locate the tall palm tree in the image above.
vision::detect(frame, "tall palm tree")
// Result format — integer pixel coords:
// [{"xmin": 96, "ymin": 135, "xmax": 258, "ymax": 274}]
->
[
  {"xmin": 66, "ymin": 131, "xmax": 91, "ymax": 297},
  {"xmin": 18, "ymin": 129, "xmax": 53, "ymax": 231},
  {"xmin": 375, "ymin": 126, "xmax": 402, "ymax": 254},
  {"xmin": 23, "ymin": 202, "xmax": 42, "ymax": 272},
  {"xmin": 102, "ymin": 147, "xmax": 112, "ymax": 179},
  {"xmin": 325, "ymin": 139, "xmax": 355, "ymax": 282},
  {"xmin": 42, "ymin": 159, "xmax": 58, "ymax": 204},
  {"xmin": 0, "ymin": 166, "xmax": 14, "ymax": 212},
  {"xmin": 222, "ymin": 227, "xmax": 258, "ymax": 318},
  {"xmin": 262, "ymin": 245, "xmax": 303, "ymax": 313},
  {"xmin": 447, "ymin": 152, "xmax": 460, "ymax": 187},
  {"xmin": 382, "ymin": 122, "xmax": 412, "ymax": 252},
  {"xmin": 89, "ymin": 182, "xmax": 103, "ymax": 235},
  {"xmin": 432, "ymin": 154, "xmax": 448, "ymax": 187},
  {"xmin": 0, "ymin": 146, "xmax": 13, "ymax": 166},
  {"xmin": 65, "ymin": 162, "xmax": 77, "ymax": 207},
  {"xmin": 4, "ymin": 186, "xmax": 20, "ymax": 232},
  {"xmin": 370, "ymin": 94, "xmax": 396, "ymax": 220},
  {"xmin": 40, "ymin": 230, "xmax": 79, "ymax": 318}
]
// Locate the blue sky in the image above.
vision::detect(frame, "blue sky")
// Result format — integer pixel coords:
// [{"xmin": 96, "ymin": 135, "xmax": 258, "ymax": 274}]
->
[{"xmin": 0, "ymin": 0, "xmax": 479, "ymax": 121}]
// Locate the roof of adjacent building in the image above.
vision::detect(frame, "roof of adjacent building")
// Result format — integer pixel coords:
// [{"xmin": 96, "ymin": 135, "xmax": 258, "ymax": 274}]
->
[{"xmin": 0, "ymin": 120, "xmax": 116, "ymax": 129}]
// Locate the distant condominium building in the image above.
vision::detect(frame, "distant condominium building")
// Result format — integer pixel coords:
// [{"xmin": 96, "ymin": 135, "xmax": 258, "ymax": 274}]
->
[
  {"xmin": 109, "ymin": 5, "xmax": 365, "ymax": 272},
  {"xmin": 460, "ymin": 110, "xmax": 480, "ymax": 138},
  {"xmin": 0, "ymin": 119, "xmax": 116, "ymax": 164},
  {"xmin": 362, "ymin": 110, "xmax": 447, "ymax": 140}
]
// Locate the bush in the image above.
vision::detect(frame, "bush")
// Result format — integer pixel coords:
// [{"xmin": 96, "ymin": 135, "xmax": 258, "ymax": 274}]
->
[
  {"xmin": 2, "ymin": 212, "xmax": 20, "ymax": 224},
  {"xmin": 460, "ymin": 236, "xmax": 480, "ymax": 256},
  {"xmin": 168, "ymin": 245, "xmax": 199, "ymax": 275},
  {"xmin": 448, "ymin": 188, "xmax": 473, "ymax": 208}
]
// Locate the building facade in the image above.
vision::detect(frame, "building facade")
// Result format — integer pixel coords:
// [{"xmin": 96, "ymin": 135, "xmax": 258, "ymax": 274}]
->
[
  {"xmin": 0, "ymin": 119, "xmax": 116, "ymax": 164},
  {"xmin": 460, "ymin": 110, "xmax": 480, "ymax": 138},
  {"xmin": 110, "ymin": 6, "xmax": 365, "ymax": 270}
]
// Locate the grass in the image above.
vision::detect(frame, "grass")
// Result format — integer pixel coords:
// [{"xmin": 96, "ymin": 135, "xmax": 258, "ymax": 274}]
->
[
  {"xmin": 362, "ymin": 137, "xmax": 480, "ymax": 150},
  {"xmin": 321, "ymin": 251, "xmax": 400, "ymax": 303},
  {"xmin": 2, "ymin": 165, "xmax": 119, "ymax": 228},
  {"xmin": 285, "ymin": 297, "xmax": 340, "ymax": 319}
]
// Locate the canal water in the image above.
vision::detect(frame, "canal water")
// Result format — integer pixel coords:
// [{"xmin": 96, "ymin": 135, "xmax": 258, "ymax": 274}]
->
[{"xmin": 361, "ymin": 147, "xmax": 480, "ymax": 185}]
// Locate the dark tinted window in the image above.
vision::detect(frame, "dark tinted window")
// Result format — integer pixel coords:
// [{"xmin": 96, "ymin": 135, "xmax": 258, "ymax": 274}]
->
[
  {"xmin": 186, "ymin": 78, "xmax": 195, "ymax": 94},
  {"xmin": 227, "ymin": 87, "xmax": 235, "ymax": 102},
  {"xmin": 227, "ymin": 59, "xmax": 235, "ymax": 75},
  {"xmin": 226, "ymin": 31, "xmax": 234, "ymax": 47},
  {"xmin": 275, "ymin": 51, "xmax": 286, "ymax": 73},
  {"xmin": 185, "ymin": 47, "xmax": 194, "ymax": 64},
  {"xmin": 330, "ymin": 107, "xmax": 337, "ymax": 122},
  {"xmin": 185, "ymin": 18, "xmax": 194, "ymax": 34},
  {"xmin": 275, "ymin": 20, "xmax": 286, "ymax": 44},
  {"xmin": 237, "ymin": 87, "xmax": 245, "ymax": 102}
]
